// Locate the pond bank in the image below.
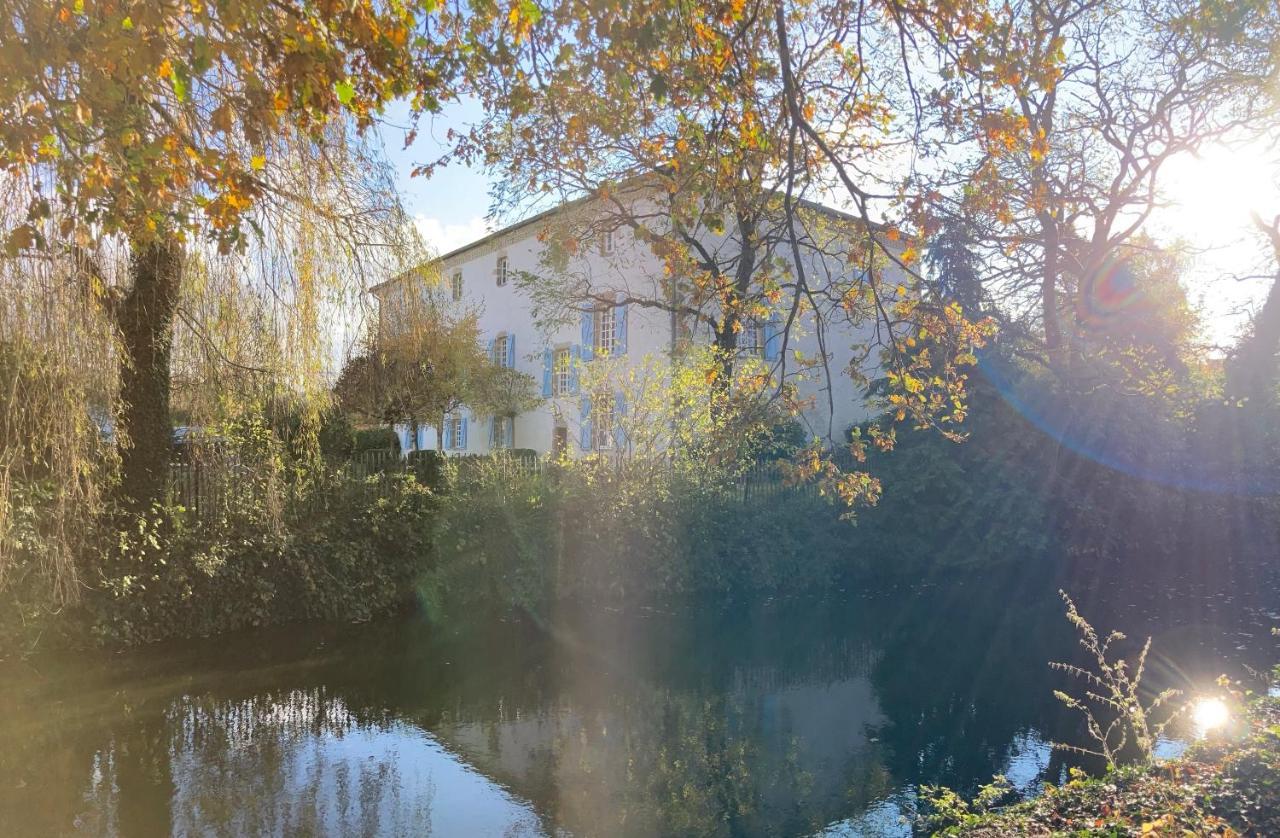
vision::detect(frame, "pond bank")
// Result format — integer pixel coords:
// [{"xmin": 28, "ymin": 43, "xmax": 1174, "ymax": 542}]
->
[{"xmin": 930, "ymin": 694, "xmax": 1280, "ymax": 836}]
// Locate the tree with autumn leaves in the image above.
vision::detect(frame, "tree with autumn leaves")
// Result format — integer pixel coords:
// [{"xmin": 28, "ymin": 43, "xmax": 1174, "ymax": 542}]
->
[
  {"xmin": 455, "ymin": 0, "xmax": 1278, "ymax": 451},
  {"xmin": 3, "ymin": 0, "xmax": 1279, "ymax": 519},
  {"xmin": 0, "ymin": 0, "xmax": 459, "ymax": 510},
  {"xmin": 334, "ymin": 276, "xmax": 539, "ymax": 452},
  {"xmin": 926, "ymin": 0, "xmax": 1279, "ymax": 377}
]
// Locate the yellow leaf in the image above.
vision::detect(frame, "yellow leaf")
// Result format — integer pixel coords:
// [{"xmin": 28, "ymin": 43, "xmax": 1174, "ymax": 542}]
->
[{"xmin": 250, "ymin": 154, "xmax": 266, "ymax": 170}]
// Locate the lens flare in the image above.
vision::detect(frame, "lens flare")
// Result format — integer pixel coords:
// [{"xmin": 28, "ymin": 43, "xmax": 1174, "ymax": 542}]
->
[
  {"xmin": 1076, "ymin": 257, "xmax": 1143, "ymax": 330},
  {"xmin": 1192, "ymin": 697, "xmax": 1229, "ymax": 735}
]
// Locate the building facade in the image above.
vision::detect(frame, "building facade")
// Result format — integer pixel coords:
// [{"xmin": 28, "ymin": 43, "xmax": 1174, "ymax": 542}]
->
[{"xmin": 371, "ymin": 197, "xmax": 894, "ymax": 457}]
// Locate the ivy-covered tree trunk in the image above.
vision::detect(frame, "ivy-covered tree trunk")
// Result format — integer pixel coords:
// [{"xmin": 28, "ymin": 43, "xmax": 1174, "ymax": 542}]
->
[
  {"xmin": 116, "ymin": 235, "xmax": 183, "ymax": 511},
  {"xmin": 709, "ymin": 211, "xmax": 758, "ymax": 416}
]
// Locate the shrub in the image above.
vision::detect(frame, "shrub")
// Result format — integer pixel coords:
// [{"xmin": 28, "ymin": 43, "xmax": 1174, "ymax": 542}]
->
[
  {"xmin": 317, "ymin": 409, "xmax": 357, "ymax": 459},
  {"xmin": 426, "ymin": 456, "xmax": 857, "ymax": 620},
  {"xmin": 83, "ymin": 424, "xmax": 435, "ymax": 645},
  {"xmin": 420, "ymin": 457, "xmax": 548, "ymax": 622},
  {"xmin": 405, "ymin": 449, "xmax": 446, "ymax": 489},
  {"xmin": 354, "ymin": 426, "xmax": 400, "ymax": 454}
]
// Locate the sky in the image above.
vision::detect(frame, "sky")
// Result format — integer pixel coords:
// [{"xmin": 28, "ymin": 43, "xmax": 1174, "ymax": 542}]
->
[
  {"xmin": 376, "ymin": 101, "xmax": 1280, "ymax": 348},
  {"xmin": 376, "ymin": 98, "xmax": 496, "ymax": 257}
]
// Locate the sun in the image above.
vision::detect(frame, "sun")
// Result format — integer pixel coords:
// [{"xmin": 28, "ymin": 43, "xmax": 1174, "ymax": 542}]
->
[
  {"xmin": 1159, "ymin": 140, "xmax": 1280, "ymax": 245},
  {"xmin": 1151, "ymin": 139, "xmax": 1280, "ymax": 343},
  {"xmin": 1192, "ymin": 697, "xmax": 1230, "ymax": 736}
]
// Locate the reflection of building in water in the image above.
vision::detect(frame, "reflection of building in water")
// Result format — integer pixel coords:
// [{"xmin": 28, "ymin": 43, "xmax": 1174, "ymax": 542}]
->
[
  {"xmin": 0, "ymin": 586, "xmax": 1120, "ymax": 837},
  {"xmin": 434, "ymin": 654, "xmax": 895, "ymax": 836}
]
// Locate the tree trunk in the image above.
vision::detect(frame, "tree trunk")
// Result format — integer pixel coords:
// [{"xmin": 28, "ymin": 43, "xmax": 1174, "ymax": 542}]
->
[
  {"xmin": 1228, "ymin": 216, "xmax": 1280, "ymax": 403},
  {"xmin": 116, "ymin": 235, "xmax": 183, "ymax": 511},
  {"xmin": 709, "ymin": 210, "xmax": 758, "ymax": 417},
  {"xmin": 1040, "ymin": 211, "xmax": 1065, "ymax": 374}
]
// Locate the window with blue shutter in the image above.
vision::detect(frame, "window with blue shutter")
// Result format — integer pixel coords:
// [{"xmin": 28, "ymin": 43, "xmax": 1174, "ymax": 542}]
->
[
  {"xmin": 542, "ymin": 348, "xmax": 553, "ymax": 397},
  {"xmin": 580, "ymin": 309, "xmax": 594, "ymax": 361},
  {"xmin": 459, "ymin": 415, "xmax": 468, "ymax": 449},
  {"xmin": 579, "ymin": 397, "xmax": 592, "ymax": 450},
  {"xmin": 764, "ymin": 315, "xmax": 782, "ymax": 361},
  {"xmin": 615, "ymin": 295, "xmax": 628, "ymax": 355}
]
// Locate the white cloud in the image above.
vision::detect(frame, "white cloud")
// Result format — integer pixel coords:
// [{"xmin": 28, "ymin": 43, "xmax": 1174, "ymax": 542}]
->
[{"xmin": 413, "ymin": 214, "xmax": 490, "ymax": 257}]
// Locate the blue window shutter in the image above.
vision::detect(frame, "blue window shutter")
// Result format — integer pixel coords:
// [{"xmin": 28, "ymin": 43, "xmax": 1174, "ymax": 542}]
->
[
  {"xmin": 542, "ymin": 348, "xmax": 553, "ymax": 397},
  {"xmin": 764, "ymin": 315, "xmax": 782, "ymax": 361},
  {"xmin": 615, "ymin": 391, "xmax": 627, "ymax": 449},
  {"xmin": 486, "ymin": 338, "xmax": 494, "ymax": 364},
  {"xmin": 443, "ymin": 418, "xmax": 453, "ymax": 450},
  {"xmin": 616, "ymin": 295, "xmax": 628, "ymax": 355},
  {"xmin": 580, "ymin": 397, "xmax": 592, "ymax": 450},
  {"xmin": 507, "ymin": 333, "xmax": 516, "ymax": 368},
  {"xmin": 570, "ymin": 345, "xmax": 581, "ymax": 393},
  {"xmin": 460, "ymin": 416, "xmax": 468, "ymax": 449},
  {"xmin": 418, "ymin": 426, "xmax": 427, "ymax": 450},
  {"xmin": 580, "ymin": 309, "xmax": 594, "ymax": 360}
]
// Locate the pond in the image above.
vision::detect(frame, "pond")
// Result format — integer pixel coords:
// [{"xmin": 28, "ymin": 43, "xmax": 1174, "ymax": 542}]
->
[{"xmin": 2, "ymin": 570, "xmax": 1277, "ymax": 837}]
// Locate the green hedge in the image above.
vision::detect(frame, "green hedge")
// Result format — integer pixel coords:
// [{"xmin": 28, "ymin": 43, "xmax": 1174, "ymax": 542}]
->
[{"xmin": 85, "ymin": 468, "xmax": 436, "ymax": 646}]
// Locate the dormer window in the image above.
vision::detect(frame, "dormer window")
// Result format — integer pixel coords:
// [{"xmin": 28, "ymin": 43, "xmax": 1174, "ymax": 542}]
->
[{"xmin": 496, "ymin": 255, "xmax": 509, "ymax": 287}]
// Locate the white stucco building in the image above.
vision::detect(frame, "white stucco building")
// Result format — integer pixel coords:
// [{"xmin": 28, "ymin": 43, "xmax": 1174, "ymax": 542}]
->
[{"xmin": 371, "ymin": 192, "xmax": 897, "ymax": 457}]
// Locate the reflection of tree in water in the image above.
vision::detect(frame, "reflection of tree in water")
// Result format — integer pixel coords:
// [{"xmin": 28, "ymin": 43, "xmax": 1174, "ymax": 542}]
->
[
  {"xmin": 5, "ymin": 580, "xmax": 1255, "ymax": 837},
  {"xmin": 863, "ymin": 581, "xmax": 1076, "ymax": 795},
  {"xmin": 160, "ymin": 690, "xmax": 426, "ymax": 836},
  {"xmin": 24, "ymin": 688, "xmax": 436, "ymax": 836},
  {"xmin": 415, "ymin": 601, "xmax": 910, "ymax": 836}
]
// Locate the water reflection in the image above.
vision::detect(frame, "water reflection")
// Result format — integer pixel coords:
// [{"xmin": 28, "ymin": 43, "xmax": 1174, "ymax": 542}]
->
[{"xmin": 0, "ymin": 576, "xmax": 1275, "ymax": 836}]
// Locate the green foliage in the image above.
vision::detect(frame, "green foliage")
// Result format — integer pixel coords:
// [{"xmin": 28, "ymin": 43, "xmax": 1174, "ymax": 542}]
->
[
  {"xmin": 852, "ymin": 413, "xmax": 1052, "ymax": 571},
  {"xmin": 405, "ymin": 449, "xmax": 446, "ymax": 489},
  {"xmin": 317, "ymin": 409, "xmax": 357, "ymax": 459},
  {"xmin": 426, "ymin": 456, "xmax": 860, "ymax": 621},
  {"xmin": 919, "ymin": 776, "xmax": 1012, "ymax": 833},
  {"xmin": 423, "ymin": 457, "xmax": 555, "ymax": 621},
  {"xmin": 82, "ymin": 423, "xmax": 435, "ymax": 645},
  {"xmin": 1049, "ymin": 591, "xmax": 1185, "ymax": 769},
  {"xmin": 929, "ymin": 697, "xmax": 1280, "ymax": 836},
  {"xmin": 754, "ymin": 418, "xmax": 808, "ymax": 462},
  {"xmin": 354, "ymin": 427, "xmax": 400, "ymax": 454},
  {"xmin": 0, "ymin": 336, "xmax": 113, "ymax": 619},
  {"xmin": 335, "ymin": 291, "xmax": 541, "ymax": 437}
]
